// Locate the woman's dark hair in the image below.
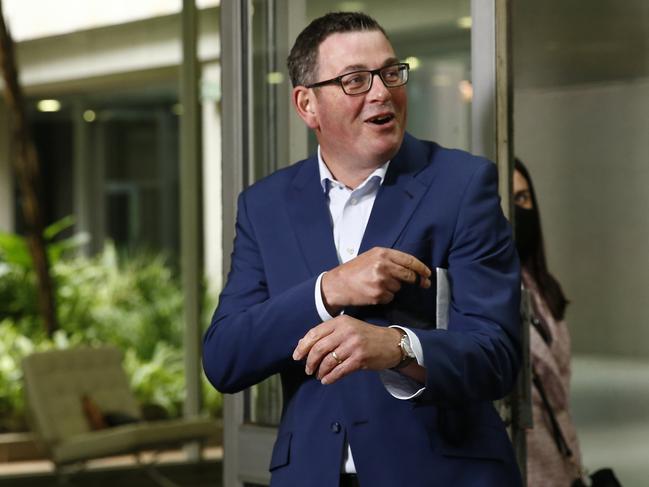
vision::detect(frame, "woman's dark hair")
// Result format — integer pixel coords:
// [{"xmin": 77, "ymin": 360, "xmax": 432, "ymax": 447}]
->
[
  {"xmin": 287, "ymin": 12, "xmax": 387, "ymax": 88},
  {"xmin": 515, "ymin": 158, "xmax": 569, "ymax": 321}
]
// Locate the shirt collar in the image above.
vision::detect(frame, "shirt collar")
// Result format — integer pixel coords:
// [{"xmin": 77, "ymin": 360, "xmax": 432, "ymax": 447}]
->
[{"xmin": 317, "ymin": 145, "xmax": 390, "ymax": 192}]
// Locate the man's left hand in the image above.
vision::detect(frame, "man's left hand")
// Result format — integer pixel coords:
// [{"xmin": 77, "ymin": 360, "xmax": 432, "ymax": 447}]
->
[{"xmin": 292, "ymin": 315, "xmax": 403, "ymax": 385}]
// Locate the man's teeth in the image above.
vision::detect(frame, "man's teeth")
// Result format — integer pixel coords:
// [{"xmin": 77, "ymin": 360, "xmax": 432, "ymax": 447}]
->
[{"xmin": 370, "ymin": 115, "xmax": 393, "ymax": 124}]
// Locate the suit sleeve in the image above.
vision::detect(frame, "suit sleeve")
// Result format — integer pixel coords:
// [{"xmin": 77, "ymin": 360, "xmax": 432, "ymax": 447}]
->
[
  {"xmin": 202, "ymin": 191, "xmax": 320, "ymax": 393},
  {"xmin": 411, "ymin": 160, "xmax": 521, "ymax": 406}
]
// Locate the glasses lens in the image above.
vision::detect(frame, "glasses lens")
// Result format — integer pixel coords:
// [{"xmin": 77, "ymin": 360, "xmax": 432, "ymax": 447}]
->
[
  {"xmin": 340, "ymin": 71, "xmax": 371, "ymax": 94},
  {"xmin": 381, "ymin": 64, "xmax": 408, "ymax": 86}
]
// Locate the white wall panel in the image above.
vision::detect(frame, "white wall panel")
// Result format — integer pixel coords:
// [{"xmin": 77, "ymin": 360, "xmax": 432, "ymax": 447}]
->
[{"xmin": 515, "ymin": 78, "xmax": 649, "ymax": 357}]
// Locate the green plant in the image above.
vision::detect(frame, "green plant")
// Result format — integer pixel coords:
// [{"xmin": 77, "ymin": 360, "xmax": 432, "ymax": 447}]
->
[
  {"xmin": 0, "ymin": 219, "xmax": 222, "ymax": 431},
  {"xmin": 54, "ymin": 244, "xmax": 184, "ymax": 359},
  {"xmin": 0, "ymin": 321, "xmax": 33, "ymax": 432}
]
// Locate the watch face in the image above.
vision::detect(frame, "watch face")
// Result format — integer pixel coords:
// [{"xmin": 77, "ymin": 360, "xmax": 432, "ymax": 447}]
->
[{"xmin": 401, "ymin": 335, "xmax": 415, "ymax": 358}]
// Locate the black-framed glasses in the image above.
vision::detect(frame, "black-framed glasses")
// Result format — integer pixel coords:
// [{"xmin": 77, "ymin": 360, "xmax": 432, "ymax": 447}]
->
[{"xmin": 305, "ymin": 63, "xmax": 410, "ymax": 95}]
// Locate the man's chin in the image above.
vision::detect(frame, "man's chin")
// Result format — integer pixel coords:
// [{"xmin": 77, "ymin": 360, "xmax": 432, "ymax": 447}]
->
[{"xmin": 368, "ymin": 133, "xmax": 404, "ymax": 162}]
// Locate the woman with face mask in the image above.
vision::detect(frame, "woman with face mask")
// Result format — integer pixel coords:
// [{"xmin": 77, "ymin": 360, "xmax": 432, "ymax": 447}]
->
[{"xmin": 514, "ymin": 159, "xmax": 584, "ymax": 486}]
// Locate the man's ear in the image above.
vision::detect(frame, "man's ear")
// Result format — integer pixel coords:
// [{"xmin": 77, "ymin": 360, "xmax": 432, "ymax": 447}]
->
[{"xmin": 292, "ymin": 86, "xmax": 319, "ymax": 129}]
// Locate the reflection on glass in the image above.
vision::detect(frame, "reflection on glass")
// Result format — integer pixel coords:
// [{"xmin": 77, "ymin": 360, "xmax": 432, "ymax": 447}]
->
[
  {"xmin": 245, "ymin": 0, "xmax": 472, "ymax": 428},
  {"xmin": 308, "ymin": 0, "xmax": 472, "ymax": 150},
  {"xmin": 252, "ymin": 0, "xmax": 283, "ymax": 180},
  {"xmin": 514, "ymin": 2, "xmax": 649, "ymax": 484},
  {"xmin": 245, "ymin": 0, "xmax": 287, "ymax": 427},
  {"xmin": 248, "ymin": 374, "xmax": 283, "ymax": 426}
]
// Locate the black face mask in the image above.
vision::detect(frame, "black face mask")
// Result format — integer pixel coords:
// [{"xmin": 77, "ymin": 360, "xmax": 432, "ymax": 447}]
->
[{"xmin": 514, "ymin": 206, "xmax": 540, "ymax": 263}]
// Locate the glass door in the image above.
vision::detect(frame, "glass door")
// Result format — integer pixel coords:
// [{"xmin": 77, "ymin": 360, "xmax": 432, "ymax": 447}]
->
[
  {"xmin": 219, "ymin": 1, "xmax": 519, "ymax": 485},
  {"xmin": 220, "ymin": 1, "xmax": 303, "ymax": 485}
]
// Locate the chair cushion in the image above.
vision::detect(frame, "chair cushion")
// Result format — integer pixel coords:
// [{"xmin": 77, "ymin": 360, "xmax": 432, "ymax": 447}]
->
[{"xmin": 22, "ymin": 347, "xmax": 141, "ymax": 444}]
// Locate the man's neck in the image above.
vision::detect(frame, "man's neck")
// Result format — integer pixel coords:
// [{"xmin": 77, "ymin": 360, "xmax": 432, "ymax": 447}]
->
[{"xmin": 320, "ymin": 151, "xmax": 385, "ymax": 190}]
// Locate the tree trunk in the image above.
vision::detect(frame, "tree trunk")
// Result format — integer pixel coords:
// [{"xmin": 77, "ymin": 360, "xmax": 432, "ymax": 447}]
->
[{"xmin": 0, "ymin": 1, "xmax": 58, "ymax": 336}]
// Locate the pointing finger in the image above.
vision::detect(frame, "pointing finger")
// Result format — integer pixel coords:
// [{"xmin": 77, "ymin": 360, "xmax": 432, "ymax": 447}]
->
[{"xmin": 387, "ymin": 249, "xmax": 431, "ymax": 280}]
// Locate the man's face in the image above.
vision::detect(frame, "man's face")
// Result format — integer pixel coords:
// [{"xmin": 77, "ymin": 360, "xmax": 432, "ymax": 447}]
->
[{"xmin": 309, "ymin": 30, "xmax": 407, "ymax": 168}]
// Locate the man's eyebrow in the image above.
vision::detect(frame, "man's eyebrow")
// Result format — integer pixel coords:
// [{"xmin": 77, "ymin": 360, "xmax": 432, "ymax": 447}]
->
[
  {"xmin": 339, "ymin": 64, "xmax": 366, "ymax": 74},
  {"xmin": 337, "ymin": 57, "xmax": 401, "ymax": 75}
]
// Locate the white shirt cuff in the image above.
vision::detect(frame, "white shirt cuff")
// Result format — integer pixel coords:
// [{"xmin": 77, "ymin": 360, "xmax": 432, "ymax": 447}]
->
[
  {"xmin": 379, "ymin": 326, "xmax": 426, "ymax": 400},
  {"xmin": 314, "ymin": 272, "xmax": 335, "ymax": 321},
  {"xmin": 390, "ymin": 326, "xmax": 425, "ymax": 366}
]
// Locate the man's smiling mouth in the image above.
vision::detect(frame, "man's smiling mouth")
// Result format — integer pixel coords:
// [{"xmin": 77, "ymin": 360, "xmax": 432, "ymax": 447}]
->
[{"xmin": 367, "ymin": 114, "xmax": 395, "ymax": 125}]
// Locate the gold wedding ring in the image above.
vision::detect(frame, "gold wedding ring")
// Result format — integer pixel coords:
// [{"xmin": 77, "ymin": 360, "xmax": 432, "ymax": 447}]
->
[{"xmin": 331, "ymin": 351, "xmax": 343, "ymax": 365}]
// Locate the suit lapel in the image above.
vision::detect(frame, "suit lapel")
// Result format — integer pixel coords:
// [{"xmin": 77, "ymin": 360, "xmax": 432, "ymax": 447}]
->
[
  {"xmin": 285, "ymin": 134, "xmax": 435, "ymax": 273},
  {"xmin": 359, "ymin": 134, "xmax": 432, "ymax": 253},
  {"xmin": 285, "ymin": 157, "xmax": 340, "ymax": 275}
]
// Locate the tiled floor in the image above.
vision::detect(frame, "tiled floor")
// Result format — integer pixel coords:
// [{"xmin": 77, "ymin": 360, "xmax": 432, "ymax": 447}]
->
[{"xmin": 571, "ymin": 355, "xmax": 649, "ymax": 487}]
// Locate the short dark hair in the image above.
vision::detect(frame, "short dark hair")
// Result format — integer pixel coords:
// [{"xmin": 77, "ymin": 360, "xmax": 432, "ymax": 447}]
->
[{"xmin": 287, "ymin": 12, "xmax": 388, "ymax": 88}]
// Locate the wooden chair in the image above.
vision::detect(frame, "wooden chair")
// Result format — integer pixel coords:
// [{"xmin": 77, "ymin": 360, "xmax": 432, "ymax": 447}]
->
[{"xmin": 22, "ymin": 345, "xmax": 220, "ymax": 486}]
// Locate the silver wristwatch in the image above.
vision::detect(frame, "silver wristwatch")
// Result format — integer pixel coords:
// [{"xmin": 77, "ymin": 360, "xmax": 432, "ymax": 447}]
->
[{"xmin": 392, "ymin": 331, "xmax": 416, "ymax": 370}]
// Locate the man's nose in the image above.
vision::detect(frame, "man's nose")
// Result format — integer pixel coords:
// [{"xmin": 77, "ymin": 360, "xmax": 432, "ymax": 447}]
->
[{"xmin": 367, "ymin": 72, "xmax": 391, "ymax": 100}]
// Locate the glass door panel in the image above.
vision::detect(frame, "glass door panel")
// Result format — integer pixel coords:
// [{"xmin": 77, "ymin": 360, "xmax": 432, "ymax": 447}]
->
[
  {"xmin": 243, "ymin": 0, "xmax": 289, "ymax": 429},
  {"xmin": 244, "ymin": 0, "xmax": 474, "ymax": 433},
  {"xmin": 306, "ymin": 0, "xmax": 472, "ymax": 152},
  {"xmin": 220, "ymin": 1, "xmax": 513, "ymax": 485}
]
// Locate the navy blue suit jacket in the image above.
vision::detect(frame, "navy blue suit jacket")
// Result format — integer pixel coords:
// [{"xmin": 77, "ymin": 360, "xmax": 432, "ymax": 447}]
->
[{"xmin": 203, "ymin": 133, "xmax": 522, "ymax": 487}]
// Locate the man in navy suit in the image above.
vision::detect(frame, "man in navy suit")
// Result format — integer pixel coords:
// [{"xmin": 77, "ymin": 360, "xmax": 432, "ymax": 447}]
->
[{"xmin": 203, "ymin": 11, "xmax": 522, "ymax": 487}]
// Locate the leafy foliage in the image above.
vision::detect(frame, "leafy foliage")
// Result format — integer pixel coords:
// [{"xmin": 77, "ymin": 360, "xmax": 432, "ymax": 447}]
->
[
  {"xmin": 0, "ymin": 220, "xmax": 221, "ymax": 432},
  {"xmin": 0, "ymin": 323, "xmax": 81, "ymax": 431}
]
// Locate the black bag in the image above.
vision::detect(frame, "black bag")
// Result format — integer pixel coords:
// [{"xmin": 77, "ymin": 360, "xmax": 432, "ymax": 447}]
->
[{"xmin": 572, "ymin": 468, "xmax": 622, "ymax": 487}]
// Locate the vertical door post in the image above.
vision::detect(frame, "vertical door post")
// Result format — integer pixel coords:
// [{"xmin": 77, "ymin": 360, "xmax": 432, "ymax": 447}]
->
[{"xmin": 471, "ymin": 0, "xmax": 530, "ymax": 481}]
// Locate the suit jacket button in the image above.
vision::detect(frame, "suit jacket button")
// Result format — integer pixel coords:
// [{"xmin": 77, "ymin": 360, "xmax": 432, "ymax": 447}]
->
[{"xmin": 330, "ymin": 422, "xmax": 341, "ymax": 433}]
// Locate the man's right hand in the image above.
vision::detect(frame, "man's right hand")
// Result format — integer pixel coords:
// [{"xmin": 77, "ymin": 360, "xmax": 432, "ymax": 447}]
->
[{"xmin": 321, "ymin": 247, "xmax": 432, "ymax": 315}]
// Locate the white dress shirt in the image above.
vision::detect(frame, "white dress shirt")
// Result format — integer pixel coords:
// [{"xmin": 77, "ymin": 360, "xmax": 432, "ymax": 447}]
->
[{"xmin": 312, "ymin": 147, "xmax": 426, "ymax": 473}]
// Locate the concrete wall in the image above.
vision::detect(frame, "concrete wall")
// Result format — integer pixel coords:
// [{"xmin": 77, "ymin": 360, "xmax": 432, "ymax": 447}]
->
[{"xmin": 515, "ymin": 78, "xmax": 649, "ymax": 357}]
